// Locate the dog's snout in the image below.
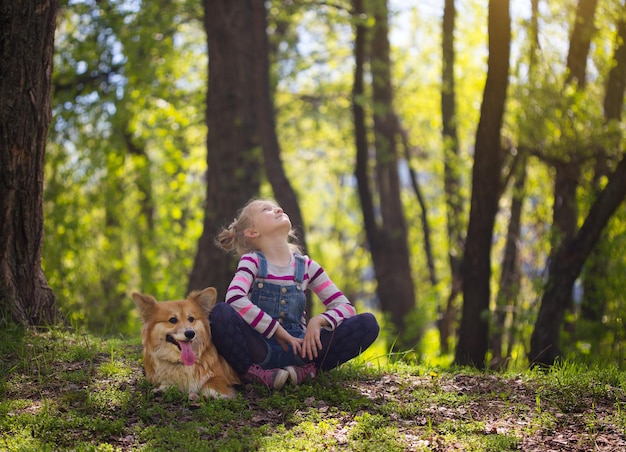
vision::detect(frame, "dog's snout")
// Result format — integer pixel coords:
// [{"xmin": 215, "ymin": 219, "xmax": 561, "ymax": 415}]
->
[{"xmin": 185, "ymin": 329, "xmax": 195, "ymax": 340}]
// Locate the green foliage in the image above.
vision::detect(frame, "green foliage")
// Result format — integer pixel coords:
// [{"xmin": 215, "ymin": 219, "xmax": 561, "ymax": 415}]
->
[{"xmin": 46, "ymin": 0, "xmax": 207, "ymax": 334}]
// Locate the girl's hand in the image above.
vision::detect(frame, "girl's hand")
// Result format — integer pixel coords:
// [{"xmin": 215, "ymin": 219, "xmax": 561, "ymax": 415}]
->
[
  {"xmin": 301, "ymin": 315, "xmax": 328, "ymax": 360},
  {"xmin": 274, "ymin": 325, "xmax": 303, "ymax": 354}
]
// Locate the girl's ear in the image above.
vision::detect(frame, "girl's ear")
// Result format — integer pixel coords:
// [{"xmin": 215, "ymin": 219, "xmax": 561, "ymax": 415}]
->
[{"xmin": 244, "ymin": 228, "xmax": 259, "ymax": 239}]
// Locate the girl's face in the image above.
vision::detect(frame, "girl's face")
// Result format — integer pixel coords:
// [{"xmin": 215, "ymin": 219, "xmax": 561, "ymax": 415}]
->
[{"xmin": 247, "ymin": 200, "xmax": 291, "ymax": 237}]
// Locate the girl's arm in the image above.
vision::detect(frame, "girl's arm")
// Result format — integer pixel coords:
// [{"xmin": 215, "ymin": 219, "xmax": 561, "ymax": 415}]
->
[
  {"xmin": 225, "ymin": 253, "xmax": 279, "ymax": 338},
  {"xmin": 306, "ymin": 257, "xmax": 356, "ymax": 330}
]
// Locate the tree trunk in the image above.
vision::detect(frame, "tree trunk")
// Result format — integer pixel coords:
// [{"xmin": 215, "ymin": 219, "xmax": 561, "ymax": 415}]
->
[
  {"xmin": 0, "ymin": 0, "xmax": 60, "ymax": 326},
  {"xmin": 565, "ymin": 0, "xmax": 598, "ymax": 87},
  {"xmin": 581, "ymin": 4, "xmax": 626, "ymax": 325},
  {"xmin": 188, "ymin": 0, "xmax": 263, "ymax": 297},
  {"xmin": 397, "ymin": 118, "xmax": 437, "ymax": 287},
  {"xmin": 440, "ymin": 0, "xmax": 465, "ymax": 354},
  {"xmin": 249, "ymin": 0, "xmax": 311, "ymax": 316},
  {"xmin": 370, "ymin": 0, "xmax": 416, "ymax": 346},
  {"xmin": 529, "ymin": 154, "xmax": 626, "ymax": 366},
  {"xmin": 528, "ymin": 0, "xmax": 599, "ymax": 360},
  {"xmin": 490, "ymin": 0, "xmax": 538, "ymax": 369},
  {"xmin": 455, "ymin": 0, "xmax": 510, "ymax": 368},
  {"xmin": 552, "ymin": 160, "xmax": 581, "ymax": 331},
  {"xmin": 352, "ymin": 0, "xmax": 379, "ymax": 268},
  {"xmin": 490, "ymin": 153, "xmax": 526, "ymax": 370},
  {"xmin": 352, "ymin": 0, "xmax": 416, "ymax": 346}
]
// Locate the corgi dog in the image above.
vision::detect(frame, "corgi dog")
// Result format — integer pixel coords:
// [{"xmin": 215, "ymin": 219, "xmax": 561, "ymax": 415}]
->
[{"xmin": 131, "ymin": 287, "xmax": 241, "ymax": 399}]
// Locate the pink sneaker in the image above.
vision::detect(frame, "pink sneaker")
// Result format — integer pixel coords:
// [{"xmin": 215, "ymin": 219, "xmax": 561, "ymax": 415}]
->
[
  {"xmin": 285, "ymin": 363, "xmax": 317, "ymax": 385},
  {"xmin": 244, "ymin": 364, "xmax": 289, "ymax": 389}
]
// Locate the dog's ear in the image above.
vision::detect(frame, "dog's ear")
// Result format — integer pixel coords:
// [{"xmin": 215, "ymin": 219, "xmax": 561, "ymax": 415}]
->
[
  {"xmin": 188, "ymin": 287, "xmax": 217, "ymax": 317},
  {"xmin": 131, "ymin": 292, "xmax": 157, "ymax": 322}
]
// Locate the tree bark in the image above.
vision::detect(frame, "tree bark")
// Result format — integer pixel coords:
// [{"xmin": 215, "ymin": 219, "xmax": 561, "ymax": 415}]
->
[
  {"xmin": 565, "ymin": 0, "xmax": 598, "ymax": 87},
  {"xmin": 490, "ymin": 0, "xmax": 538, "ymax": 369},
  {"xmin": 370, "ymin": 0, "xmax": 416, "ymax": 345},
  {"xmin": 455, "ymin": 0, "xmax": 510, "ymax": 368},
  {"xmin": 0, "ymin": 0, "xmax": 60, "ymax": 326},
  {"xmin": 352, "ymin": 0, "xmax": 379, "ymax": 262},
  {"xmin": 490, "ymin": 153, "xmax": 526, "ymax": 370},
  {"xmin": 189, "ymin": 0, "xmax": 263, "ymax": 297},
  {"xmin": 398, "ymin": 121, "xmax": 437, "ymax": 287},
  {"xmin": 528, "ymin": 0, "xmax": 599, "ymax": 362},
  {"xmin": 530, "ymin": 3, "xmax": 626, "ymax": 365},
  {"xmin": 439, "ymin": 0, "xmax": 465, "ymax": 354},
  {"xmin": 581, "ymin": 2, "xmax": 626, "ymax": 324},
  {"xmin": 352, "ymin": 0, "xmax": 416, "ymax": 346},
  {"xmin": 249, "ymin": 0, "xmax": 311, "ymax": 316}
]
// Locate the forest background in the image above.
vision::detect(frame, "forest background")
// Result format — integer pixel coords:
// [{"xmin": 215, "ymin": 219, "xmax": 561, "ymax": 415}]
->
[{"xmin": 3, "ymin": 0, "xmax": 626, "ymax": 372}]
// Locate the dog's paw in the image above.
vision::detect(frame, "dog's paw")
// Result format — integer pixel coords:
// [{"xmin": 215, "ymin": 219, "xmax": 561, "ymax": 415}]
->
[
  {"xmin": 188, "ymin": 392, "xmax": 201, "ymax": 402},
  {"xmin": 203, "ymin": 387, "xmax": 237, "ymax": 399}
]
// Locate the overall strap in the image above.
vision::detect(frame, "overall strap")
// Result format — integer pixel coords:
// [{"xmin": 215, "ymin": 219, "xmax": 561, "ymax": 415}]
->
[
  {"xmin": 294, "ymin": 254, "xmax": 306, "ymax": 283},
  {"xmin": 255, "ymin": 252, "xmax": 268, "ymax": 278}
]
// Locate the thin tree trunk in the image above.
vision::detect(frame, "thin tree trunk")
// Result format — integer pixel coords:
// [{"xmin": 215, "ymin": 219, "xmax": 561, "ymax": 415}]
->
[
  {"xmin": 352, "ymin": 0, "xmax": 380, "ymax": 269},
  {"xmin": 490, "ymin": 153, "xmax": 526, "ymax": 370},
  {"xmin": 581, "ymin": 4, "xmax": 626, "ymax": 325},
  {"xmin": 529, "ymin": 0, "xmax": 599, "ymax": 359},
  {"xmin": 455, "ymin": 0, "xmax": 510, "ymax": 368},
  {"xmin": 397, "ymin": 119, "xmax": 437, "ymax": 287},
  {"xmin": 440, "ymin": 0, "xmax": 465, "ymax": 354},
  {"xmin": 530, "ymin": 154, "xmax": 626, "ymax": 366},
  {"xmin": 565, "ymin": 0, "xmax": 599, "ymax": 87},
  {"xmin": 0, "ymin": 0, "xmax": 60, "ymax": 326}
]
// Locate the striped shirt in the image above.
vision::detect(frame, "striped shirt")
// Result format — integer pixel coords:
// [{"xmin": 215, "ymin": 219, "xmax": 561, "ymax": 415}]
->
[{"xmin": 225, "ymin": 252, "xmax": 356, "ymax": 338}]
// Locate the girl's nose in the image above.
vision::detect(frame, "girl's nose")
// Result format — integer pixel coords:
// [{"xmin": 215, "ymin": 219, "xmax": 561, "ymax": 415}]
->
[{"xmin": 275, "ymin": 207, "xmax": 283, "ymax": 214}]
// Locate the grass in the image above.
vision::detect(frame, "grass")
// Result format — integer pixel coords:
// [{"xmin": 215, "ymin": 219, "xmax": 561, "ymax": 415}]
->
[{"xmin": 1, "ymin": 323, "xmax": 625, "ymax": 451}]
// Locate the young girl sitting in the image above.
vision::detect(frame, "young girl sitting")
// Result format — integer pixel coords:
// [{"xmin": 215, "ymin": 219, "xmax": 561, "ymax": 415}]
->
[{"xmin": 210, "ymin": 198, "xmax": 380, "ymax": 389}]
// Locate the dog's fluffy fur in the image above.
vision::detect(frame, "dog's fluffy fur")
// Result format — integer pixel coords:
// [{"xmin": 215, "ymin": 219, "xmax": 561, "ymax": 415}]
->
[{"xmin": 131, "ymin": 287, "xmax": 240, "ymax": 399}]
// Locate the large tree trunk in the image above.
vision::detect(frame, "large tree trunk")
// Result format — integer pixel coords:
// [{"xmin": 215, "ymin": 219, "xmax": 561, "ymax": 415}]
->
[
  {"xmin": 188, "ymin": 1, "xmax": 263, "ymax": 297},
  {"xmin": 0, "ymin": 0, "xmax": 60, "ymax": 326},
  {"xmin": 370, "ymin": 0, "xmax": 416, "ymax": 346},
  {"xmin": 439, "ymin": 0, "xmax": 465, "ymax": 354},
  {"xmin": 455, "ymin": 0, "xmax": 510, "ymax": 368}
]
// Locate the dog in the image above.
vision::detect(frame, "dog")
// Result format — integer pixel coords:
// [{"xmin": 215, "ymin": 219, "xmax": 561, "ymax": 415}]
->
[{"xmin": 131, "ymin": 287, "xmax": 241, "ymax": 399}]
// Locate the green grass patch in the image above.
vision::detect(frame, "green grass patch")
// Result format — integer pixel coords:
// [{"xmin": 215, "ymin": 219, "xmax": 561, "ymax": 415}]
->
[{"xmin": 1, "ymin": 325, "xmax": 625, "ymax": 451}]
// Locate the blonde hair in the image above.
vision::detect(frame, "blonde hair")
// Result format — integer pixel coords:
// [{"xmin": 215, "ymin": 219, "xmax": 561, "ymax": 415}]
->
[{"xmin": 215, "ymin": 198, "xmax": 302, "ymax": 256}]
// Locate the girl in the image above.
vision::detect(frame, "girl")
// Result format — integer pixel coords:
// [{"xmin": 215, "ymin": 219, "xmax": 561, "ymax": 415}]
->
[{"xmin": 210, "ymin": 198, "xmax": 380, "ymax": 389}]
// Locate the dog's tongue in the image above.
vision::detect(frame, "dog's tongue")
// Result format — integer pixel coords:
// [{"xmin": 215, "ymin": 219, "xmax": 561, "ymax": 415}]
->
[{"xmin": 179, "ymin": 341, "xmax": 195, "ymax": 366}]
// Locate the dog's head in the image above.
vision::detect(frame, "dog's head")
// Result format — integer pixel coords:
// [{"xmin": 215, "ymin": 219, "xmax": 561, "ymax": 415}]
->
[{"xmin": 131, "ymin": 287, "xmax": 217, "ymax": 367}]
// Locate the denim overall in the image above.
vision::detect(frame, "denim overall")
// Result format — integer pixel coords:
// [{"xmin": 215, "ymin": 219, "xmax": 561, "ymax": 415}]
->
[{"xmin": 252, "ymin": 252, "xmax": 307, "ymax": 369}]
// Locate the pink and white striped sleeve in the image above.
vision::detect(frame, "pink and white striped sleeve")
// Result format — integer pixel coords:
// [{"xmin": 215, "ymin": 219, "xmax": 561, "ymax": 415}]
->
[
  {"xmin": 306, "ymin": 257, "xmax": 356, "ymax": 329},
  {"xmin": 225, "ymin": 253, "xmax": 278, "ymax": 338}
]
